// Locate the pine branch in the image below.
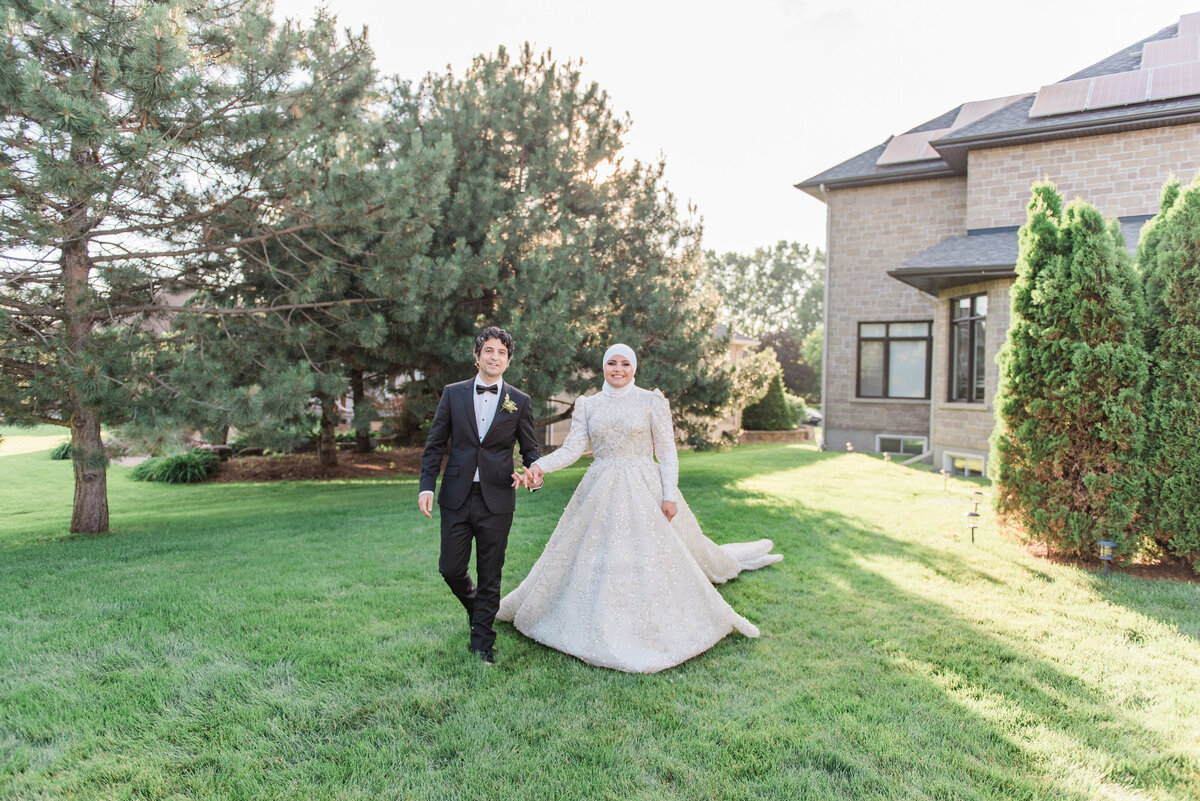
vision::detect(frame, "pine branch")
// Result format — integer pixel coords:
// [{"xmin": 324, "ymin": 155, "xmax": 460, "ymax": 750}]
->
[
  {"xmin": 104, "ymin": 297, "xmax": 387, "ymax": 317},
  {"xmin": 87, "ymin": 221, "xmax": 320, "ymax": 264}
]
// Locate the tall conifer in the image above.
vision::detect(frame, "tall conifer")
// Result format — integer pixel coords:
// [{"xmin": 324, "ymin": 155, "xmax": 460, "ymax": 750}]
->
[
  {"xmin": 0, "ymin": 1, "xmax": 374, "ymax": 531},
  {"xmin": 1141, "ymin": 179, "xmax": 1200, "ymax": 572},
  {"xmin": 992, "ymin": 184, "xmax": 1147, "ymax": 557}
]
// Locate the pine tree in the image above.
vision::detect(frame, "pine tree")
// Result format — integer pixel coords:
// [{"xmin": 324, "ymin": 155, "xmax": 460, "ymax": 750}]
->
[
  {"xmin": 390, "ymin": 46, "xmax": 733, "ymax": 434},
  {"xmin": 1141, "ymin": 178, "xmax": 1200, "ymax": 572},
  {"xmin": 991, "ymin": 184, "xmax": 1147, "ymax": 557},
  {"xmin": 0, "ymin": 1, "xmax": 373, "ymax": 531}
]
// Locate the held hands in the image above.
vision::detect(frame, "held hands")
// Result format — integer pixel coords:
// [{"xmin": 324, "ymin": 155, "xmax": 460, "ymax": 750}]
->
[
  {"xmin": 662, "ymin": 501, "xmax": 678, "ymax": 523},
  {"xmin": 511, "ymin": 464, "xmax": 545, "ymax": 491}
]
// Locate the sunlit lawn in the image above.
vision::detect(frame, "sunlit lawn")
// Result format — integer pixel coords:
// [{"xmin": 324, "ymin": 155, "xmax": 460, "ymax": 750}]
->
[{"xmin": 1, "ymin": 428, "xmax": 1198, "ymax": 800}]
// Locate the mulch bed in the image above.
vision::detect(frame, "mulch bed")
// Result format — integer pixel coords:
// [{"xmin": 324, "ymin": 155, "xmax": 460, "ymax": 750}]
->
[
  {"xmin": 1024, "ymin": 542, "xmax": 1199, "ymax": 583},
  {"xmin": 209, "ymin": 448, "xmax": 425, "ymax": 483}
]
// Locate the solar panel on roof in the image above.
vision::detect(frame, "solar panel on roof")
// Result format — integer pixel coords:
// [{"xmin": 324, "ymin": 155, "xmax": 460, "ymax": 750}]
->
[
  {"xmin": 1029, "ymin": 78, "xmax": 1092, "ymax": 117},
  {"xmin": 1148, "ymin": 60, "xmax": 1200, "ymax": 100},
  {"xmin": 952, "ymin": 94, "xmax": 1029, "ymax": 129},
  {"xmin": 1087, "ymin": 70, "xmax": 1150, "ymax": 109},
  {"xmin": 1141, "ymin": 36, "xmax": 1200, "ymax": 69},
  {"xmin": 875, "ymin": 128, "xmax": 952, "ymax": 166},
  {"xmin": 1180, "ymin": 11, "xmax": 1200, "ymax": 38}
]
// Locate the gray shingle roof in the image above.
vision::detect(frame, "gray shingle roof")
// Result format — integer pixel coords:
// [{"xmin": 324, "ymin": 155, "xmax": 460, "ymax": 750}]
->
[
  {"xmin": 796, "ymin": 110, "xmax": 961, "ymax": 192},
  {"xmin": 887, "ymin": 217, "xmax": 1151, "ymax": 293},
  {"xmin": 798, "ymin": 21, "xmax": 1200, "ymax": 192}
]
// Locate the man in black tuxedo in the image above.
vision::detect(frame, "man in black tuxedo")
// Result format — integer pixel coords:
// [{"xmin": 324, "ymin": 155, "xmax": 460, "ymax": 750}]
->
[{"xmin": 418, "ymin": 327, "xmax": 541, "ymax": 665}]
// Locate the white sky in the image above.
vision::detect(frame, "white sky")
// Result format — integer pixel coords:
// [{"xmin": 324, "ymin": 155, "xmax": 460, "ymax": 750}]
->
[{"xmin": 272, "ymin": 0, "xmax": 1196, "ymax": 255}]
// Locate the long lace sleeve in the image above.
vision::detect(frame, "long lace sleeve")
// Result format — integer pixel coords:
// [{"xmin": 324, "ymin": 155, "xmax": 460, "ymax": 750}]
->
[
  {"xmin": 649, "ymin": 391, "xmax": 680, "ymax": 503},
  {"xmin": 534, "ymin": 396, "xmax": 590, "ymax": 474}
]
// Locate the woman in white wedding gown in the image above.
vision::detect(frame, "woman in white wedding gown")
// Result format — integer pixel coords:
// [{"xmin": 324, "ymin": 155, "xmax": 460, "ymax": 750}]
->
[{"xmin": 496, "ymin": 344, "xmax": 782, "ymax": 673}]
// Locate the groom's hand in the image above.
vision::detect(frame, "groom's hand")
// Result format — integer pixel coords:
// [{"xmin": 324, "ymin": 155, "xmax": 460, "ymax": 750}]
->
[{"xmin": 418, "ymin": 493, "xmax": 433, "ymax": 518}]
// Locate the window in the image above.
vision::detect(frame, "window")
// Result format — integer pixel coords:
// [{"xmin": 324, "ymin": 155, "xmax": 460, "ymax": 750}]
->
[
  {"xmin": 876, "ymin": 435, "xmax": 927, "ymax": 456},
  {"xmin": 944, "ymin": 451, "xmax": 985, "ymax": 477},
  {"xmin": 857, "ymin": 321, "xmax": 932, "ymax": 399},
  {"xmin": 949, "ymin": 294, "xmax": 987, "ymax": 403}
]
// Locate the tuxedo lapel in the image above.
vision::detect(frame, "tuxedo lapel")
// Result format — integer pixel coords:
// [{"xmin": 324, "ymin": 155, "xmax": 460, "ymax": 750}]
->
[{"xmin": 458, "ymin": 381, "xmax": 480, "ymax": 441}]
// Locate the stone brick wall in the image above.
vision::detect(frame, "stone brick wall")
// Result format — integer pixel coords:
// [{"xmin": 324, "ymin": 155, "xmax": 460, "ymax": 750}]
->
[
  {"xmin": 967, "ymin": 123, "xmax": 1200, "ymax": 230},
  {"xmin": 929, "ymin": 278, "xmax": 1012, "ymax": 472},
  {"xmin": 824, "ymin": 177, "xmax": 968, "ymax": 452}
]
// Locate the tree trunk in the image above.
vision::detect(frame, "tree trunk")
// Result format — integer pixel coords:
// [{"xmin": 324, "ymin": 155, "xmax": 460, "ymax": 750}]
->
[
  {"xmin": 63, "ymin": 232, "xmax": 108, "ymax": 533},
  {"xmin": 69, "ymin": 401, "xmax": 109, "ymax": 534},
  {"xmin": 317, "ymin": 393, "xmax": 338, "ymax": 467},
  {"xmin": 62, "ymin": 132, "xmax": 108, "ymax": 533},
  {"xmin": 351, "ymin": 369, "xmax": 372, "ymax": 453}
]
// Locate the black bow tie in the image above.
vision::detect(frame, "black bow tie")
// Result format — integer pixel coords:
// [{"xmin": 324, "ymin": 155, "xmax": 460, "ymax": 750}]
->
[{"xmin": 476, "ymin": 384, "xmax": 498, "ymax": 395}]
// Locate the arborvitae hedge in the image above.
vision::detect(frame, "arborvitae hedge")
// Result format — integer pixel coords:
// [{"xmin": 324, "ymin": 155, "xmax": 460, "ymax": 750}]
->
[
  {"xmin": 1141, "ymin": 178, "xmax": 1200, "ymax": 572},
  {"xmin": 991, "ymin": 183, "xmax": 1148, "ymax": 558},
  {"xmin": 742, "ymin": 371, "xmax": 795, "ymax": 431}
]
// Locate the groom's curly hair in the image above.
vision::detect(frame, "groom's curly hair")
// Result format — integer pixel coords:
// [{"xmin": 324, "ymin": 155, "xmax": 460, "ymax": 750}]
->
[{"xmin": 475, "ymin": 326, "xmax": 515, "ymax": 358}]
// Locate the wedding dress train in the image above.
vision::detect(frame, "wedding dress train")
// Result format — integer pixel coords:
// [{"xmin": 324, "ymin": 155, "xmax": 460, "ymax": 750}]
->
[{"xmin": 496, "ymin": 386, "xmax": 782, "ymax": 673}]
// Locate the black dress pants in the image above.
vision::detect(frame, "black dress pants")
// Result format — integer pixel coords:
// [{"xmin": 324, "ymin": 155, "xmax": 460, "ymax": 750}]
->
[{"xmin": 438, "ymin": 483, "xmax": 512, "ymax": 653}]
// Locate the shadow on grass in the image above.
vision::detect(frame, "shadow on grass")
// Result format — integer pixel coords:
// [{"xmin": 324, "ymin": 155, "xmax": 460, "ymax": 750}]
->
[
  {"xmin": 2, "ymin": 444, "xmax": 1196, "ymax": 799},
  {"xmin": 705, "ymin": 484, "xmax": 1191, "ymax": 797},
  {"xmin": 494, "ymin": 447, "xmax": 1196, "ymax": 798}
]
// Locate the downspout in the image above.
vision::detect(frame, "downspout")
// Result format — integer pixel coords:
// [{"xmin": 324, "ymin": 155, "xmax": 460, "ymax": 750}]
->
[
  {"xmin": 817, "ymin": 183, "xmax": 831, "ymax": 446},
  {"xmin": 916, "ymin": 286, "xmax": 939, "ymax": 466}
]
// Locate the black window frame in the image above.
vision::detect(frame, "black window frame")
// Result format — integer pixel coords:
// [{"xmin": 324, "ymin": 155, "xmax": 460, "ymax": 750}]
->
[
  {"xmin": 948, "ymin": 293, "xmax": 988, "ymax": 403},
  {"xmin": 855, "ymin": 320, "xmax": 933, "ymax": 400}
]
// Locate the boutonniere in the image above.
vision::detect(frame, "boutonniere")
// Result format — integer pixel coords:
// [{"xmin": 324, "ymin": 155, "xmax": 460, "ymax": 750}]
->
[{"xmin": 501, "ymin": 392, "xmax": 518, "ymax": 414}]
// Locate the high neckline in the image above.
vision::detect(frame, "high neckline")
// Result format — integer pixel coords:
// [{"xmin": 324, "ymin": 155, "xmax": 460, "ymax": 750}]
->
[{"xmin": 602, "ymin": 380, "xmax": 637, "ymax": 398}]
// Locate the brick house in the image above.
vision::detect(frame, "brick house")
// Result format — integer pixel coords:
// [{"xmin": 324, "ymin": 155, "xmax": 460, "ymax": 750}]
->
[{"xmin": 797, "ymin": 12, "xmax": 1200, "ymax": 475}]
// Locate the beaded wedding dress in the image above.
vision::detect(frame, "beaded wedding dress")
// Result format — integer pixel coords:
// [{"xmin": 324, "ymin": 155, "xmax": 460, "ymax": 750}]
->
[{"xmin": 496, "ymin": 385, "xmax": 782, "ymax": 673}]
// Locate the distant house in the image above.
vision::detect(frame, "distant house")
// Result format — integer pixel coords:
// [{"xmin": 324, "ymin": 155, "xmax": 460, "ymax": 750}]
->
[{"xmin": 797, "ymin": 12, "xmax": 1200, "ymax": 475}]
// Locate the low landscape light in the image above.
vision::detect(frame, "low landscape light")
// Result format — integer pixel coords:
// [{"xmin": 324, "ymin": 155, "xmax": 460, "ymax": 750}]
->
[
  {"xmin": 940, "ymin": 468, "xmax": 949, "ymax": 491},
  {"xmin": 846, "ymin": 442, "xmax": 854, "ymax": 452},
  {"xmin": 883, "ymin": 452, "xmax": 892, "ymax": 465},
  {"xmin": 1098, "ymin": 540, "xmax": 1116, "ymax": 578},
  {"xmin": 966, "ymin": 510, "xmax": 980, "ymax": 544}
]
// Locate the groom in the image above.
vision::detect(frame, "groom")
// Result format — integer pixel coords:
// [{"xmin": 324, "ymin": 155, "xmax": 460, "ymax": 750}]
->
[{"xmin": 418, "ymin": 327, "xmax": 542, "ymax": 665}]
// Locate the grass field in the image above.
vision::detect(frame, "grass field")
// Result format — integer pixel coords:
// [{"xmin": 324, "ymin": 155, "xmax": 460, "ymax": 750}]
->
[{"xmin": 1, "ymin": 428, "xmax": 1198, "ymax": 800}]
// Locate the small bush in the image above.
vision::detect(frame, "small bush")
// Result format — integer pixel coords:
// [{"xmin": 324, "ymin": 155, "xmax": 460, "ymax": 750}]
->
[
  {"xmin": 742, "ymin": 373, "xmax": 795, "ymax": 431},
  {"xmin": 131, "ymin": 449, "xmax": 219, "ymax": 483},
  {"xmin": 49, "ymin": 441, "xmax": 72, "ymax": 460}
]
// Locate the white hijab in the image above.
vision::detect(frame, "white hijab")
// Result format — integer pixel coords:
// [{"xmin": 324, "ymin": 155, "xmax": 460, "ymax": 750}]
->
[{"xmin": 602, "ymin": 343, "xmax": 638, "ymax": 398}]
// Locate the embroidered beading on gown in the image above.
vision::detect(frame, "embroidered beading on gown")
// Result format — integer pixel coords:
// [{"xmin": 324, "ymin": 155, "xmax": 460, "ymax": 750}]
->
[{"xmin": 496, "ymin": 387, "xmax": 782, "ymax": 673}]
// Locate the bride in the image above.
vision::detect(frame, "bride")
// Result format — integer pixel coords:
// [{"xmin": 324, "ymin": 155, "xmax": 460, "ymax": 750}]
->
[{"xmin": 497, "ymin": 344, "xmax": 782, "ymax": 673}]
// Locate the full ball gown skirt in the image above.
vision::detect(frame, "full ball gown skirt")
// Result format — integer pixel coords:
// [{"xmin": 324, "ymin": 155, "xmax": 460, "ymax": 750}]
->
[{"xmin": 496, "ymin": 387, "xmax": 782, "ymax": 673}]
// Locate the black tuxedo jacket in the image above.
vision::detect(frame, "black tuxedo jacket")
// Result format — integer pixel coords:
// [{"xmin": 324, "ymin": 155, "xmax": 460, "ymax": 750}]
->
[{"xmin": 419, "ymin": 379, "xmax": 541, "ymax": 514}]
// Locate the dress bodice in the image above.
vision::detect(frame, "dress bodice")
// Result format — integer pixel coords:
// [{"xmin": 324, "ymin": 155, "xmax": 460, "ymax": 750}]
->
[{"xmin": 534, "ymin": 386, "xmax": 679, "ymax": 502}]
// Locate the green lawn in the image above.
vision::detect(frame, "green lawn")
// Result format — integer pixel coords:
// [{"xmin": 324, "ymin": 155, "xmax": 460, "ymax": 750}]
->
[{"xmin": 1, "ymin": 432, "xmax": 1198, "ymax": 800}]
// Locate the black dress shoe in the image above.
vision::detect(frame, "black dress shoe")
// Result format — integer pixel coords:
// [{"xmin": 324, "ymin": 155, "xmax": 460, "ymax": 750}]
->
[{"xmin": 472, "ymin": 648, "xmax": 496, "ymax": 666}]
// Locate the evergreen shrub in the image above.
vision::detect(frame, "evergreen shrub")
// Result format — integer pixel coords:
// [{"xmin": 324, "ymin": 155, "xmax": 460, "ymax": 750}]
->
[
  {"xmin": 131, "ymin": 449, "xmax": 220, "ymax": 484},
  {"xmin": 742, "ymin": 373, "xmax": 795, "ymax": 431},
  {"xmin": 49, "ymin": 441, "xmax": 72, "ymax": 460},
  {"xmin": 991, "ymin": 183, "xmax": 1148, "ymax": 559},
  {"xmin": 1140, "ymin": 178, "xmax": 1200, "ymax": 572}
]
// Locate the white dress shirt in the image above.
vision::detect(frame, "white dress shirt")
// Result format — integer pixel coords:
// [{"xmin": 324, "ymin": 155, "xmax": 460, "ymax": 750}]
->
[
  {"xmin": 419, "ymin": 375, "xmax": 504, "ymax": 501},
  {"xmin": 472, "ymin": 375, "xmax": 503, "ymax": 482}
]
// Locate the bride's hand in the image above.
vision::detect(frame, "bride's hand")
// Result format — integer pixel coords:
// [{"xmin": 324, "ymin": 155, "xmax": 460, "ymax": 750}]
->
[{"xmin": 661, "ymin": 501, "xmax": 677, "ymax": 522}]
